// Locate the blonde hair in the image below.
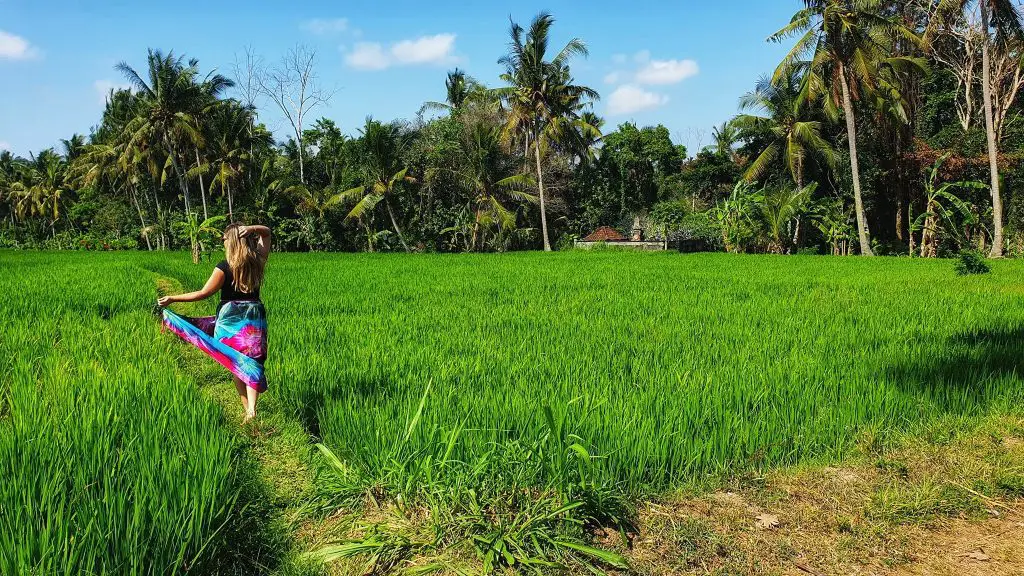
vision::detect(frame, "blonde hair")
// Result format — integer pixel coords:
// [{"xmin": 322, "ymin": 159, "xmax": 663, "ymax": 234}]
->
[{"xmin": 223, "ymin": 223, "xmax": 266, "ymax": 293}]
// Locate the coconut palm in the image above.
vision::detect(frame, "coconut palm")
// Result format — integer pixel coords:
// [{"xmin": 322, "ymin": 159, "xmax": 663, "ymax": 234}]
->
[
  {"xmin": 28, "ymin": 149, "xmax": 69, "ymax": 236},
  {"xmin": 760, "ymin": 183, "xmax": 816, "ymax": 254},
  {"xmin": 60, "ymin": 134, "xmax": 86, "ymax": 163},
  {"xmin": 771, "ymin": 0, "xmax": 921, "ymax": 256},
  {"xmin": 70, "ymin": 141, "xmax": 155, "ymax": 250},
  {"xmin": 497, "ymin": 11, "xmax": 600, "ymax": 251},
  {"xmin": 734, "ymin": 72, "xmax": 837, "ymax": 188},
  {"xmin": 929, "ymin": 0, "xmax": 1023, "ymax": 256},
  {"xmin": 421, "ymin": 69, "xmax": 485, "ymax": 115},
  {"xmin": 206, "ymin": 101, "xmax": 270, "ymax": 219},
  {"xmin": 453, "ymin": 123, "xmax": 537, "ymax": 250},
  {"xmin": 117, "ymin": 50, "xmax": 233, "ymax": 215},
  {"xmin": 711, "ymin": 121, "xmax": 741, "ymax": 161},
  {"xmin": 340, "ymin": 118, "xmax": 415, "ymax": 252}
]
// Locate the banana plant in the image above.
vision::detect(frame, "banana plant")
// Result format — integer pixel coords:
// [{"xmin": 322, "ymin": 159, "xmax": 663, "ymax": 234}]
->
[
  {"xmin": 173, "ymin": 212, "xmax": 225, "ymax": 263},
  {"xmin": 710, "ymin": 181, "xmax": 763, "ymax": 253},
  {"xmin": 911, "ymin": 154, "xmax": 988, "ymax": 257}
]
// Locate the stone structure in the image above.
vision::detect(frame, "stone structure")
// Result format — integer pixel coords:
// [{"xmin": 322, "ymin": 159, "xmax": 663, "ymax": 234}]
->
[{"xmin": 575, "ymin": 225, "xmax": 667, "ymax": 251}]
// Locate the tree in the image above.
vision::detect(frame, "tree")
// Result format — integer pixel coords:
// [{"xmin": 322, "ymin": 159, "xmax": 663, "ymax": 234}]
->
[
  {"xmin": 760, "ymin": 183, "xmax": 816, "ymax": 253},
  {"xmin": 256, "ymin": 45, "xmax": 333, "ymax": 185},
  {"xmin": 70, "ymin": 140, "xmax": 154, "ymax": 250},
  {"xmin": 497, "ymin": 12, "xmax": 599, "ymax": 251},
  {"xmin": 117, "ymin": 50, "xmax": 233, "ymax": 217},
  {"xmin": 205, "ymin": 101, "xmax": 270, "ymax": 219},
  {"xmin": 599, "ymin": 123, "xmax": 684, "ymax": 218},
  {"xmin": 734, "ymin": 72, "xmax": 836, "ymax": 188},
  {"xmin": 931, "ymin": 0, "xmax": 1024, "ymax": 256},
  {"xmin": 711, "ymin": 121, "xmax": 740, "ymax": 161},
  {"xmin": 421, "ymin": 69, "xmax": 486, "ymax": 115},
  {"xmin": 341, "ymin": 118, "xmax": 415, "ymax": 252},
  {"xmin": 452, "ymin": 123, "xmax": 536, "ymax": 250},
  {"xmin": 771, "ymin": 0, "xmax": 921, "ymax": 256},
  {"xmin": 173, "ymin": 212, "xmax": 225, "ymax": 263}
]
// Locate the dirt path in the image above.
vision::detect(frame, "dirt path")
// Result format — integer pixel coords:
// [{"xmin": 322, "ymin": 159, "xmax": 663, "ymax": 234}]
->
[
  {"xmin": 892, "ymin": 517, "xmax": 1024, "ymax": 576},
  {"xmin": 155, "ymin": 274, "xmax": 323, "ymax": 575},
  {"xmin": 625, "ymin": 418, "xmax": 1024, "ymax": 576}
]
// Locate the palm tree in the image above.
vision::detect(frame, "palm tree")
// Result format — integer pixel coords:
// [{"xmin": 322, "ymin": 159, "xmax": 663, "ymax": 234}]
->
[
  {"xmin": 930, "ymin": 0, "xmax": 1023, "ymax": 256},
  {"xmin": 27, "ymin": 149, "xmax": 69, "ymax": 237},
  {"xmin": 421, "ymin": 69, "xmax": 484, "ymax": 115},
  {"xmin": 761, "ymin": 183, "xmax": 816, "ymax": 254},
  {"xmin": 734, "ymin": 72, "xmax": 837, "ymax": 188},
  {"xmin": 70, "ymin": 141, "xmax": 154, "ymax": 250},
  {"xmin": 60, "ymin": 134, "xmax": 86, "ymax": 163},
  {"xmin": 453, "ymin": 123, "xmax": 537, "ymax": 250},
  {"xmin": 341, "ymin": 118, "xmax": 415, "ymax": 252},
  {"xmin": 117, "ymin": 50, "xmax": 233, "ymax": 216},
  {"xmin": 173, "ymin": 212, "xmax": 225, "ymax": 263},
  {"xmin": 497, "ymin": 12, "xmax": 599, "ymax": 251},
  {"xmin": 771, "ymin": 0, "xmax": 920, "ymax": 256},
  {"xmin": 711, "ymin": 121, "xmax": 741, "ymax": 161},
  {"xmin": 206, "ymin": 101, "xmax": 269, "ymax": 220}
]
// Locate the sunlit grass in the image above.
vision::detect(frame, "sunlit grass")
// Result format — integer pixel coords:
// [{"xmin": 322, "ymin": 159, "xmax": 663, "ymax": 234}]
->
[{"xmin": 4, "ymin": 250, "xmax": 1024, "ymax": 572}]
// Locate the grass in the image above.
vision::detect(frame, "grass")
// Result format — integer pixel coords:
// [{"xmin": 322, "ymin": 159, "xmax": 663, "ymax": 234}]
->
[
  {"xmin": 0, "ymin": 253, "xmax": 243, "ymax": 573},
  {"xmin": 3, "ymin": 250, "xmax": 1024, "ymax": 573},
  {"xmin": 624, "ymin": 412, "xmax": 1024, "ymax": 575}
]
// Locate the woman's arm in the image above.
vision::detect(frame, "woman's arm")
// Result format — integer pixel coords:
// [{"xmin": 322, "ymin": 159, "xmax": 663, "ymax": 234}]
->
[
  {"xmin": 157, "ymin": 268, "xmax": 225, "ymax": 307},
  {"xmin": 241, "ymin": 225, "xmax": 272, "ymax": 259}
]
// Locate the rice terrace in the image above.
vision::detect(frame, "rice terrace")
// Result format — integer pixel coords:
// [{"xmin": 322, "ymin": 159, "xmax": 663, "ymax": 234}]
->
[{"xmin": 5, "ymin": 1, "xmax": 1024, "ymax": 575}]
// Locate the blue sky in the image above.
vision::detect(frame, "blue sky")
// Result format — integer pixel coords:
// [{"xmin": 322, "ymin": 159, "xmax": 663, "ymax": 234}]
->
[{"xmin": 0, "ymin": 0, "xmax": 796, "ymax": 158}]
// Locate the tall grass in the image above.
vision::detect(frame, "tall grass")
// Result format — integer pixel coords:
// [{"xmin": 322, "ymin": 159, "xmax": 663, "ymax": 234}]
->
[
  {"xmin": 251, "ymin": 252, "xmax": 1024, "ymax": 495},
  {"xmin": 0, "ymin": 252, "xmax": 243, "ymax": 574},
  {"xmin": 5, "ymin": 250, "xmax": 1024, "ymax": 572}
]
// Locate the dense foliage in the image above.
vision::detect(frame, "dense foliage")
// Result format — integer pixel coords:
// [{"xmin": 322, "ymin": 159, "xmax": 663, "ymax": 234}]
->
[{"xmin": 4, "ymin": 3, "xmax": 1024, "ymax": 258}]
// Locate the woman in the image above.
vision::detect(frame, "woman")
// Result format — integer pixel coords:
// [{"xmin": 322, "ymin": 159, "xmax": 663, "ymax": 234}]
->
[{"xmin": 158, "ymin": 223, "xmax": 271, "ymax": 423}]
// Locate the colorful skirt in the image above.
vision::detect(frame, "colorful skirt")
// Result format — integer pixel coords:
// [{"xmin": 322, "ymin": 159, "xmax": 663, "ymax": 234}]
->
[{"xmin": 162, "ymin": 300, "xmax": 268, "ymax": 392}]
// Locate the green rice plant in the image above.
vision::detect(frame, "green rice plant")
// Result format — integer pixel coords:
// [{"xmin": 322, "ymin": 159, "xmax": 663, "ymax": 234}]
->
[
  {"xmin": 5, "ymin": 250, "xmax": 1024, "ymax": 572},
  {"xmin": 0, "ymin": 252, "xmax": 246, "ymax": 574}
]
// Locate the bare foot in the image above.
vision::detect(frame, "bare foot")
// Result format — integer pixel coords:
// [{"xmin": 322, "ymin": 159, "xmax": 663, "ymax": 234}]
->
[{"xmin": 242, "ymin": 411, "xmax": 256, "ymax": 425}]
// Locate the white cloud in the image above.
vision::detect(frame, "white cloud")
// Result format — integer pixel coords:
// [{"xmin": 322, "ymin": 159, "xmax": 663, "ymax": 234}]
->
[
  {"xmin": 0, "ymin": 141, "xmax": 10, "ymax": 151},
  {"xmin": 345, "ymin": 33, "xmax": 457, "ymax": 70},
  {"xmin": 611, "ymin": 53, "xmax": 627, "ymax": 64},
  {"xmin": 607, "ymin": 84, "xmax": 669, "ymax": 116},
  {"xmin": 603, "ymin": 71, "xmax": 623, "ymax": 85},
  {"xmin": 0, "ymin": 30, "xmax": 38, "ymax": 60},
  {"xmin": 345, "ymin": 42, "xmax": 390, "ymax": 70},
  {"xmin": 346, "ymin": 42, "xmax": 391, "ymax": 70},
  {"xmin": 94, "ymin": 80, "xmax": 130, "ymax": 105},
  {"xmin": 303, "ymin": 18, "xmax": 349, "ymax": 35},
  {"xmin": 633, "ymin": 50, "xmax": 651, "ymax": 64},
  {"xmin": 635, "ymin": 59, "xmax": 699, "ymax": 85},
  {"xmin": 391, "ymin": 34, "xmax": 456, "ymax": 65}
]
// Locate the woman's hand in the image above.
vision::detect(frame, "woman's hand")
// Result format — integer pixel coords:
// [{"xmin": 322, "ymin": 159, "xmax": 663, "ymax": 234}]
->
[
  {"xmin": 237, "ymin": 225, "xmax": 250, "ymax": 239},
  {"xmin": 157, "ymin": 295, "xmax": 177, "ymax": 307}
]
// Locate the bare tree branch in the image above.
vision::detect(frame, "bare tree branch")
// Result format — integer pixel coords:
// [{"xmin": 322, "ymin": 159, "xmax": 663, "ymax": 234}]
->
[{"xmin": 254, "ymin": 45, "xmax": 335, "ymax": 184}]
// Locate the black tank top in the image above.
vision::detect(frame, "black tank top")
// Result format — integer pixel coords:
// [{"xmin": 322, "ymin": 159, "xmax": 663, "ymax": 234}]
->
[{"xmin": 216, "ymin": 260, "xmax": 260, "ymax": 305}]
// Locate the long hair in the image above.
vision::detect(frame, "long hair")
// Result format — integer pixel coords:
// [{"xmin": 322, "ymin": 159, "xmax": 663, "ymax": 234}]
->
[{"xmin": 222, "ymin": 223, "xmax": 266, "ymax": 293}]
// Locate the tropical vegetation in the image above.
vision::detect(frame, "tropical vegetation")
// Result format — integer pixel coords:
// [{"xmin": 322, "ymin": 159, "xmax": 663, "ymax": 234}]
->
[{"xmin": 5, "ymin": 4, "xmax": 1024, "ymax": 258}]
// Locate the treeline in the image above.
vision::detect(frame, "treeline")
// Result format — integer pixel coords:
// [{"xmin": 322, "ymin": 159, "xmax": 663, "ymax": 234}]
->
[{"xmin": 4, "ymin": 3, "xmax": 1024, "ymax": 257}]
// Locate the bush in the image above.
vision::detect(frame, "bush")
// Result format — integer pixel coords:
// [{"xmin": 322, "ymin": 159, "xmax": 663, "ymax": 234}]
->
[{"xmin": 954, "ymin": 249, "xmax": 991, "ymax": 275}]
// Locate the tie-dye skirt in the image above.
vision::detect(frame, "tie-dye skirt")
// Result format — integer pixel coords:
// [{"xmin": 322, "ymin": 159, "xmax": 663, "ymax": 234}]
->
[{"xmin": 162, "ymin": 300, "xmax": 268, "ymax": 392}]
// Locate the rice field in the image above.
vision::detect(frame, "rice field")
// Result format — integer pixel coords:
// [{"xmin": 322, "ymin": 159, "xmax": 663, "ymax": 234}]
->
[{"xmin": 3, "ymin": 250, "xmax": 1024, "ymax": 571}]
